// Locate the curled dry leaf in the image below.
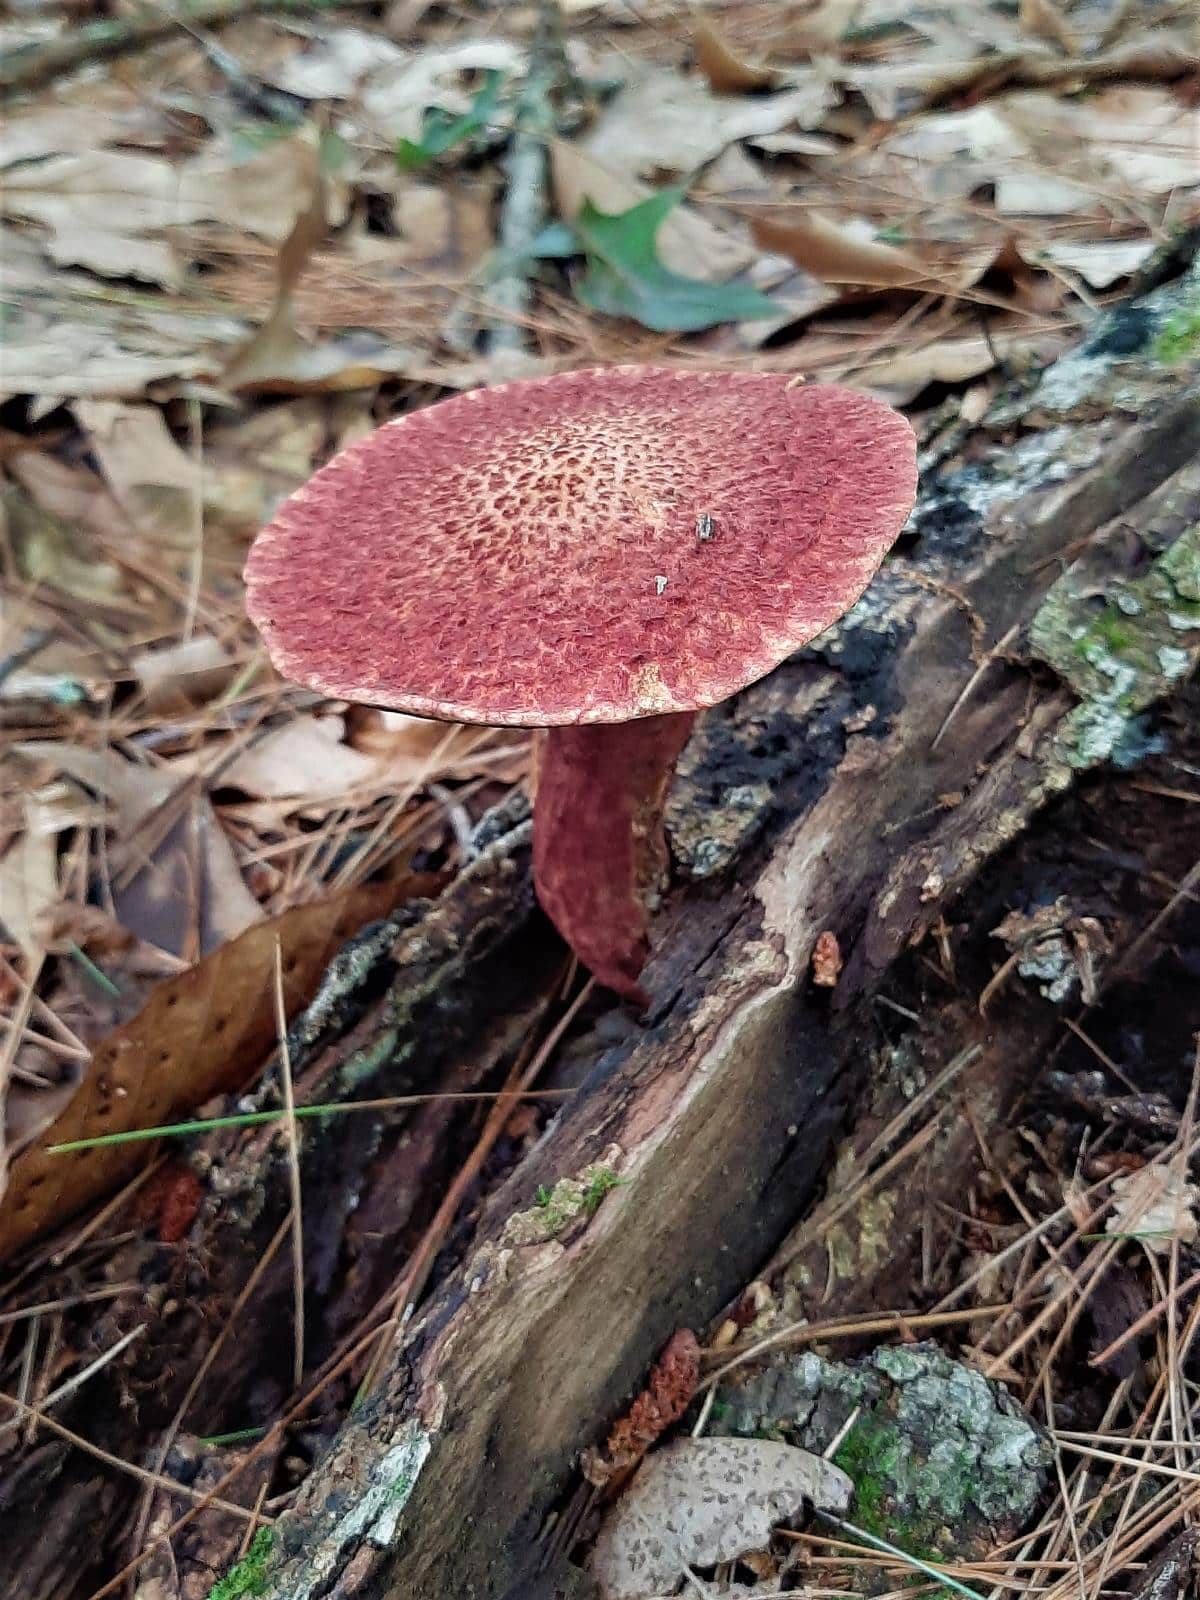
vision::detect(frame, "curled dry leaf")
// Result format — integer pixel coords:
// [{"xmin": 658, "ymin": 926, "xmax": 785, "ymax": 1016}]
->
[
  {"xmin": 693, "ymin": 17, "xmax": 782, "ymax": 94},
  {"xmin": 584, "ymin": 1330, "xmax": 701, "ymax": 1488},
  {"xmin": 849, "ymin": 327, "xmax": 1066, "ymax": 406},
  {"xmin": 15, "ymin": 741, "xmax": 260, "ymax": 958},
  {"xmin": 131, "ymin": 636, "xmax": 237, "ymax": 708},
  {"xmin": 591, "ymin": 1436, "xmax": 852, "ymax": 1600},
  {"xmin": 0, "ymin": 875, "xmax": 435, "ymax": 1258},
  {"xmin": 1108, "ymin": 1163, "xmax": 1199, "ymax": 1257},
  {"xmin": 750, "ymin": 213, "xmax": 926, "ymax": 288}
]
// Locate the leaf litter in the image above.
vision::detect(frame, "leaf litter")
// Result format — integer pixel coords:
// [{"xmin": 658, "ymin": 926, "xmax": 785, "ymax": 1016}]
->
[{"xmin": 1, "ymin": 0, "xmax": 1199, "ymax": 1592}]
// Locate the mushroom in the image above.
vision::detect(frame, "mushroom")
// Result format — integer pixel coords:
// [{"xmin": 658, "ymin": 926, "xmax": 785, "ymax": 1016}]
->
[{"xmin": 244, "ymin": 366, "xmax": 917, "ymax": 1004}]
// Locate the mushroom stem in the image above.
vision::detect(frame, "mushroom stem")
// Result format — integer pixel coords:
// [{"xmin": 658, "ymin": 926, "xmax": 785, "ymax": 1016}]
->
[{"xmin": 532, "ymin": 713, "xmax": 696, "ymax": 1004}]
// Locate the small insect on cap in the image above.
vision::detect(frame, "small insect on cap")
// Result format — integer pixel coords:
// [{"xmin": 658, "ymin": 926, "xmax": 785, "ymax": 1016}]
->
[{"xmin": 244, "ymin": 367, "xmax": 918, "ymax": 727}]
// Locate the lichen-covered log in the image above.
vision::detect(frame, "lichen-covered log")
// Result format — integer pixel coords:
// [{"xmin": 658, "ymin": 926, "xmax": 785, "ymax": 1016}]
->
[{"xmin": 240, "ymin": 263, "xmax": 1200, "ymax": 1598}]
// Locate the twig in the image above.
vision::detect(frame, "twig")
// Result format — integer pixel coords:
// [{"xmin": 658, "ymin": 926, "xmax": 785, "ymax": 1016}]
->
[
  {"xmin": 126, "ymin": 1213, "xmax": 291, "ymax": 1573},
  {"xmin": 0, "ymin": 1392, "xmax": 271, "ymax": 1521},
  {"xmin": 698, "ymin": 1304, "xmax": 1010, "ymax": 1393},
  {"xmin": 0, "ymin": 1283, "xmax": 140, "ymax": 1327},
  {"xmin": 273, "ymin": 940, "xmax": 306, "ymax": 1393},
  {"xmin": 482, "ymin": 0, "xmax": 565, "ymax": 362},
  {"xmin": 0, "ymin": 1323, "xmax": 145, "ymax": 1441},
  {"xmin": 0, "ymin": 627, "xmax": 55, "ymax": 689},
  {"xmin": 0, "ymin": 0, "xmax": 379, "ymax": 97}
]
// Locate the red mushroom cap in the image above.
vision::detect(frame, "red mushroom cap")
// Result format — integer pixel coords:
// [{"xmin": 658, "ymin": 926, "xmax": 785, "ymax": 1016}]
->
[{"xmin": 245, "ymin": 366, "xmax": 916, "ymax": 726}]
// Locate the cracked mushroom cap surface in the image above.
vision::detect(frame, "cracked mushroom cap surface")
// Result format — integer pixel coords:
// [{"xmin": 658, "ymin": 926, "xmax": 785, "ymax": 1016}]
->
[{"xmin": 244, "ymin": 366, "xmax": 917, "ymax": 725}]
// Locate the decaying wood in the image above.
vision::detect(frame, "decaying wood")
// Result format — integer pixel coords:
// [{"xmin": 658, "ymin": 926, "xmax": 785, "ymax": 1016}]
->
[
  {"xmin": 5, "ymin": 262, "xmax": 1200, "ymax": 1600},
  {"xmin": 248, "ymin": 268, "xmax": 1200, "ymax": 1597}
]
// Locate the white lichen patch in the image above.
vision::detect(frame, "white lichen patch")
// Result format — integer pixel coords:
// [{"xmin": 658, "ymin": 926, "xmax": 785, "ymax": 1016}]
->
[
  {"xmin": 1157, "ymin": 644, "xmax": 1192, "ymax": 678},
  {"xmin": 1031, "ymin": 523, "xmax": 1200, "ymax": 772}
]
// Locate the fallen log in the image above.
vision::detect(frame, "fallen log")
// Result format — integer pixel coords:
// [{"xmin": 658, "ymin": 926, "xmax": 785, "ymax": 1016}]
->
[
  {"xmin": 250, "ymin": 261, "xmax": 1200, "ymax": 1597},
  {"xmin": 5, "ymin": 252, "xmax": 1200, "ymax": 1600}
]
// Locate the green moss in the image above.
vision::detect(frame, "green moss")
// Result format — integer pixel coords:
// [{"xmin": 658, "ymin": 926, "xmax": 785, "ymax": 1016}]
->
[
  {"xmin": 581, "ymin": 1166, "xmax": 623, "ymax": 1215},
  {"xmin": 206, "ymin": 1529, "xmax": 275, "ymax": 1600},
  {"xmin": 1079, "ymin": 608, "xmax": 1133, "ymax": 655},
  {"xmin": 1154, "ymin": 304, "xmax": 1200, "ymax": 364},
  {"xmin": 534, "ymin": 1165, "xmax": 624, "ymax": 1232},
  {"xmin": 834, "ymin": 1417, "xmax": 959, "ymax": 1564}
]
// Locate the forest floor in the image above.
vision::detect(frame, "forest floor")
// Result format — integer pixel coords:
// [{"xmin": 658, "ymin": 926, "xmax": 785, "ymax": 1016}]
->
[{"xmin": 3, "ymin": 1, "xmax": 1200, "ymax": 1596}]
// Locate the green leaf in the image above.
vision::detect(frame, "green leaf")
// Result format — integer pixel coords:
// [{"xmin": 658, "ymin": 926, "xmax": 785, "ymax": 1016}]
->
[
  {"xmin": 396, "ymin": 70, "xmax": 506, "ymax": 170},
  {"xmin": 570, "ymin": 185, "xmax": 779, "ymax": 333}
]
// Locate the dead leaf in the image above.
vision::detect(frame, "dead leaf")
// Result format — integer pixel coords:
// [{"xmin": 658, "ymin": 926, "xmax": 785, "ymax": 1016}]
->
[
  {"xmin": 221, "ymin": 132, "xmax": 333, "ymax": 392},
  {"xmin": 591, "ymin": 1437, "xmax": 852, "ymax": 1600},
  {"xmin": 870, "ymin": 103, "xmax": 1030, "ymax": 199},
  {"xmin": 182, "ymin": 128, "xmax": 344, "ymax": 244},
  {"xmin": 196, "ymin": 400, "xmax": 328, "ymax": 535},
  {"xmin": 131, "ymin": 637, "xmax": 237, "ymax": 707},
  {"xmin": 784, "ymin": 0, "xmax": 867, "ymax": 54},
  {"xmin": 1, "ymin": 476, "xmax": 125, "ymax": 607},
  {"xmin": 223, "ymin": 715, "xmax": 378, "ymax": 803},
  {"xmin": 693, "ymin": 17, "xmax": 781, "ymax": 94},
  {"xmin": 1108, "ymin": 1163, "xmax": 1199, "ymax": 1256},
  {"xmin": 0, "ymin": 804, "xmax": 59, "ymax": 960},
  {"xmin": 580, "ymin": 64, "xmax": 832, "ymax": 182},
  {"xmin": 0, "ymin": 225, "xmax": 248, "ymax": 399},
  {"xmin": 14, "ymin": 742, "xmax": 261, "ymax": 957},
  {"xmin": 855, "ymin": 328, "xmax": 1065, "ymax": 405},
  {"xmin": 0, "ymin": 103, "xmax": 144, "ymax": 169},
  {"xmin": 1001, "ymin": 86, "xmax": 1200, "ymax": 194},
  {"xmin": 347, "ymin": 710, "xmax": 523, "ymax": 782},
  {"xmin": 994, "ymin": 171, "xmax": 1097, "ymax": 216},
  {"xmin": 222, "ymin": 323, "xmax": 421, "ymax": 395},
  {"xmin": 271, "ymin": 25, "xmax": 408, "ymax": 99},
  {"xmin": 73, "ymin": 401, "xmax": 201, "ymax": 550},
  {"xmin": 358, "ymin": 39, "xmax": 525, "ymax": 142},
  {"xmin": 750, "ymin": 212, "xmax": 926, "ymax": 287},
  {"xmin": 1019, "ymin": 0, "xmax": 1075, "ymax": 53},
  {"xmin": 732, "ymin": 270, "xmax": 840, "ymax": 349},
  {"xmin": 0, "ymin": 313, "xmax": 216, "ymax": 401},
  {"xmin": 1036, "ymin": 238, "xmax": 1157, "ymax": 288},
  {"xmin": 218, "ymin": 140, "xmax": 420, "ymax": 396},
  {"xmin": 0, "ymin": 876, "xmax": 435, "ymax": 1256},
  {"xmin": 0, "ymin": 151, "xmax": 194, "ymax": 285}
]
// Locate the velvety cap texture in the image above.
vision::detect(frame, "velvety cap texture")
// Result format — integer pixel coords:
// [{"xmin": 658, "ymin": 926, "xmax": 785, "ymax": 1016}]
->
[{"xmin": 244, "ymin": 366, "xmax": 917, "ymax": 726}]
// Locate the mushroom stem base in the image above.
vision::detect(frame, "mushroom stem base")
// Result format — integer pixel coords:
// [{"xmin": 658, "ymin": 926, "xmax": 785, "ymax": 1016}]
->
[{"xmin": 533, "ymin": 713, "xmax": 696, "ymax": 1003}]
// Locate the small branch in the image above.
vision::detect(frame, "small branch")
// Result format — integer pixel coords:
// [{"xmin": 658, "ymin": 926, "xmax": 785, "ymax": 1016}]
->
[
  {"xmin": 482, "ymin": 0, "xmax": 566, "ymax": 363},
  {"xmin": 0, "ymin": 0, "xmax": 378, "ymax": 98}
]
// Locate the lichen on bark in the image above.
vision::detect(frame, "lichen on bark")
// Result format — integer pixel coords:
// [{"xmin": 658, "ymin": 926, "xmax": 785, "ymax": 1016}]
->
[{"xmin": 710, "ymin": 1342, "xmax": 1050, "ymax": 1561}]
